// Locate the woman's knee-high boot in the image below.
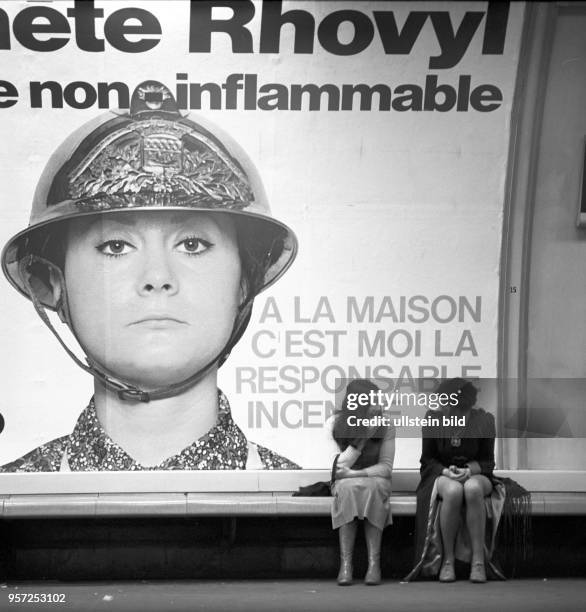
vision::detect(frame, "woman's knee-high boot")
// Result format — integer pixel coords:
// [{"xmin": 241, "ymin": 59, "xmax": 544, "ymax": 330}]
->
[
  {"xmin": 364, "ymin": 520, "xmax": 383, "ymax": 585},
  {"xmin": 337, "ymin": 520, "xmax": 357, "ymax": 585}
]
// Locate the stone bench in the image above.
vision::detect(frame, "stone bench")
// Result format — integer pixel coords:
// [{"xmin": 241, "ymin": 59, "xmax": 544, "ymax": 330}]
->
[{"xmin": 0, "ymin": 470, "xmax": 585, "ymax": 518}]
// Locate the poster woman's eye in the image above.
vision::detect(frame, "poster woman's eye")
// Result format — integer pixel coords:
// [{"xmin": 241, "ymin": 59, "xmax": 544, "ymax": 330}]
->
[
  {"xmin": 96, "ymin": 240, "xmax": 135, "ymax": 257},
  {"xmin": 176, "ymin": 237, "xmax": 212, "ymax": 256}
]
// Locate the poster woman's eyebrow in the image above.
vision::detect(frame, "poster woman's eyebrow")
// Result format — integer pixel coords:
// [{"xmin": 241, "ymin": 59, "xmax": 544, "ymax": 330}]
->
[{"xmin": 73, "ymin": 213, "xmax": 189, "ymax": 234}]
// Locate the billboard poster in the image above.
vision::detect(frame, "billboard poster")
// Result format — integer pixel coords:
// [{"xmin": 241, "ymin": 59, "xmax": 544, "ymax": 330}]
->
[{"xmin": 0, "ymin": 1, "xmax": 524, "ymax": 477}]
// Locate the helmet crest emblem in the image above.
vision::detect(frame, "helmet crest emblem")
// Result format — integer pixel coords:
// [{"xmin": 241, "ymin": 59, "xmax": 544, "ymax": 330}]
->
[
  {"xmin": 67, "ymin": 120, "xmax": 254, "ymax": 211},
  {"xmin": 137, "ymin": 83, "xmax": 172, "ymax": 111}
]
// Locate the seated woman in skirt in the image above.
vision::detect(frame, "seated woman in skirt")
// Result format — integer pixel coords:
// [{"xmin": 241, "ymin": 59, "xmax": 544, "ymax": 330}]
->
[{"xmin": 330, "ymin": 379, "xmax": 395, "ymax": 586}]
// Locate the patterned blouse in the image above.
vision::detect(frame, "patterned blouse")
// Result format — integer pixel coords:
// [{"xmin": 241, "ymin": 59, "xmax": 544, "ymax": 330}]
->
[{"xmin": 0, "ymin": 390, "xmax": 299, "ymax": 472}]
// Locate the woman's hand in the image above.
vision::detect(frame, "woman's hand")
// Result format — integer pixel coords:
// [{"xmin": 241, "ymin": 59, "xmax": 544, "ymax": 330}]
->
[
  {"xmin": 442, "ymin": 466, "xmax": 471, "ymax": 482},
  {"xmin": 336, "ymin": 465, "xmax": 361, "ymax": 479},
  {"xmin": 451, "ymin": 466, "xmax": 472, "ymax": 482}
]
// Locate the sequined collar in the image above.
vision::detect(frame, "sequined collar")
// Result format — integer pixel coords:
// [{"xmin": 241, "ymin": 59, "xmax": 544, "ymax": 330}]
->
[{"xmin": 66, "ymin": 390, "xmax": 249, "ymax": 471}]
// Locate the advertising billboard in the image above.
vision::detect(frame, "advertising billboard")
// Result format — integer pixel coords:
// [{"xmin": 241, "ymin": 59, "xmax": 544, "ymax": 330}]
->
[{"xmin": 0, "ymin": 1, "xmax": 523, "ymax": 476}]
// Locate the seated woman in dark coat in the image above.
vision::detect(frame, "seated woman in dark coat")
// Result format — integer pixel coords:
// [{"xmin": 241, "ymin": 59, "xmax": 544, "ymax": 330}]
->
[{"xmin": 406, "ymin": 378, "xmax": 499, "ymax": 583}]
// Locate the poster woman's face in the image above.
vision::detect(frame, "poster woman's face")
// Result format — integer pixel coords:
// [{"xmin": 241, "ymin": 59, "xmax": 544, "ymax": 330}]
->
[{"xmin": 61, "ymin": 211, "xmax": 242, "ymax": 389}]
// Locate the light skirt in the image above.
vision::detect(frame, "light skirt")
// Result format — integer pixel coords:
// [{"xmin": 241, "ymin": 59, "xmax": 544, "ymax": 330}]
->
[{"xmin": 331, "ymin": 476, "xmax": 392, "ymax": 530}]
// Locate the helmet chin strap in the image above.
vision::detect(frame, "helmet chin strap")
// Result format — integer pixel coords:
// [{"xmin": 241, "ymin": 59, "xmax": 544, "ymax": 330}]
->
[{"xmin": 20, "ymin": 254, "xmax": 253, "ymax": 403}]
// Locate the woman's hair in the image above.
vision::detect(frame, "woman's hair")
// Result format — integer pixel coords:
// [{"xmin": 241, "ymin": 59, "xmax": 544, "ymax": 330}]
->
[
  {"xmin": 436, "ymin": 377, "xmax": 478, "ymax": 412},
  {"xmin": 236, "ymin": 217, "xmax": 286, "ymax": 303},
  {"xmin": 16, "ymin": 224, "xmax": 68, "ymax": 305},
  {"xmin": 332, "ymin": 378, "xmax": 381, "ymax": 450}
]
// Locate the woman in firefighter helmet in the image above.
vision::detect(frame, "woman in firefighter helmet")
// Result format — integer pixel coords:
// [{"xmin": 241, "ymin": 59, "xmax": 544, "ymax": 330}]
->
[{"xmin": 1, "ymin": 81, "xmax": 299, "ymax": 471}]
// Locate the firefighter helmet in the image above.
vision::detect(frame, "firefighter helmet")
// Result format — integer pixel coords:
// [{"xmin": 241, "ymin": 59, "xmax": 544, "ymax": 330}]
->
[{"xmin": 2, "ymin": 80, "xmax": 297, "ymax": 309}]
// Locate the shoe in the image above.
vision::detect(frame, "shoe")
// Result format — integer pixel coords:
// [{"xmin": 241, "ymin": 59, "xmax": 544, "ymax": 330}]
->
[
  {"xmin": 337, "ymin": 558, "xmax": 353, "ymax": 586},
  {"xmin": 470, "ymin": 562, "xmax": 487, "ymax": 583},
  {"xmin": 439, "ymin": 560, "xmax": 456, "ymax": 582},
  {"xmin": 364, "ymin": 555, "xmax": 381, "ymax": 585},
  {"xmin": 363, "ymin": 521, "xmax": 383, "ymax": 585},
  {"xmin": 336, "ymin": 522, "xmax": 357, "ymax": 586}
]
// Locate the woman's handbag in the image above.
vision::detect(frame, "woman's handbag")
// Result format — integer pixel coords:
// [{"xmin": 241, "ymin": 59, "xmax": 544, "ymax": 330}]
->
[{"xmin": 291, "ymin": 454, "xmax": 340, "ymax": 497}]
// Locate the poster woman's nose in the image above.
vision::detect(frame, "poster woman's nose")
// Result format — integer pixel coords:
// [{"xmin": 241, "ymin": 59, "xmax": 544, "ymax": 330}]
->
[{"xmin": 136, "ymin": 249, "xmax": 179, "ymax": 297}]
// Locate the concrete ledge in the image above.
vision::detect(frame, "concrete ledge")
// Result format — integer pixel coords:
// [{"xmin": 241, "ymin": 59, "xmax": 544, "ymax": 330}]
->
[
  {"xmin": 96, "ymin": 493, "xmax": 187, "ymax": 517},
  {"xmin": 3, "ymin": 494, "xmax": 97, "ymax": 518},
  {"xmin": 539, "ymin": 492, "xmax": 586, "ymax": 515},
  {"xmin": 187, "ymin": 493, "xmax": 277, "ymax": 516},
  {"xmin": 1, "ymin": 471, "xmax": 585, "ymax": 518},
  {"xmin": 273, "ymin": 495, "xmax": 331, "ymax": 516},
  {"xmin": 1, "ymin": 491, "xmax": 584, "ymax": 518}
]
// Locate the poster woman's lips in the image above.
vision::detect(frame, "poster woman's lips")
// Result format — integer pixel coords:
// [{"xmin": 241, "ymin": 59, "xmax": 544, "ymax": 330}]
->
[{"xmin": 129, "ymin": 316, "xmax": 187, "ymax": 326}]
